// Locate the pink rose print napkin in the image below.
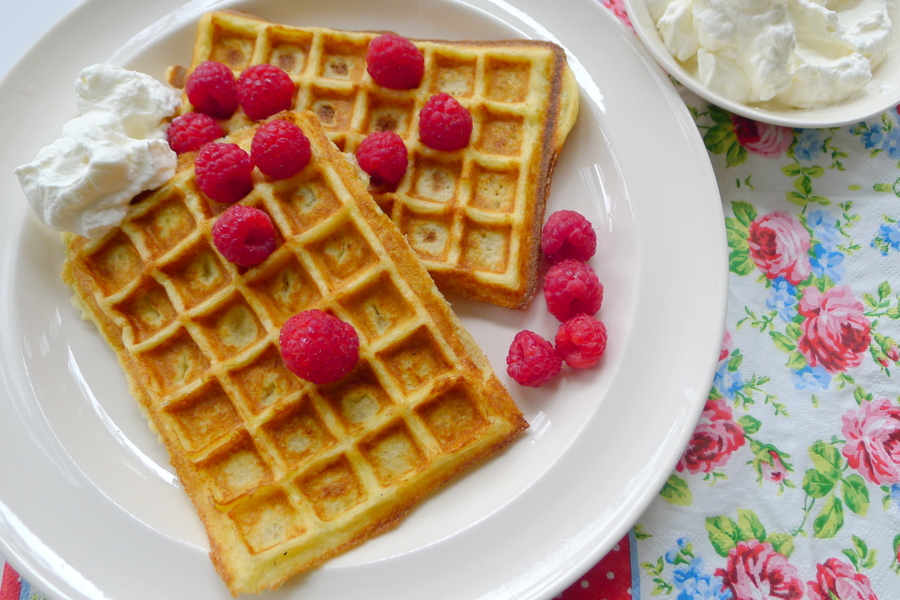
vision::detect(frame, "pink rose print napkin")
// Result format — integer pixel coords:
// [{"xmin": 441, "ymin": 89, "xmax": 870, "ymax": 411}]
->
[
  {"xmin": 4, "ymin": 2, "xmax": 900, "ymax": 600},
  {"xmin": 553, "ymin": 2, "xmax": 900, "ymax": 600}
]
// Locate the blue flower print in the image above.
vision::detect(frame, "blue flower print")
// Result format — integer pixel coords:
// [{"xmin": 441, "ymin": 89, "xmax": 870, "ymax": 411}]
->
[
  {"xmin": 873, "ymin": 221, "xmax": 900, "ymax": 255},
  {"xmin": 792, "ymin": 128, "xmax": 825, "ymax": 161},
  {"xmin": 805, "ymin": 209, "xmax": 841, "ymax": 251},
  {"xmin": 792, "ymin": 364, "xmax": 831, "ymax": 392},
  {"xmin": 672, "ymin": 557, "xmax": 733, "ymax": 600},
  {"xmin": 859, "ymin": 123, "xmax": 885, "ymax": 149},
  {"xmin": 714, "ymin": 359, "xmax": 744, "ymax": 400},
  {"xmin": 892, "ymin": 483, "xmax": 900, "ymax": 508},
  {"xmin": 766, "ymin": 277, "xmax": 798, "ymax": 322},
  {"xmin": 810, "ymin": 242, "xmax": 845, "ymax": 282},
  {"xmin": 883, "ymin": 126, "xmax": 900, "ymax": 159}
]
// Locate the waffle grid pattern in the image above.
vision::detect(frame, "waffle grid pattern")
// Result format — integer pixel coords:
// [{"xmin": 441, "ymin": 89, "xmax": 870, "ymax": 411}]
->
[
  {"xmin": 172, "ymin": 11, "xmax": 579, "ymax": 308},
  {"xmin": 63, "ymin": 112, "xmax": 525, "ymax": 594}
]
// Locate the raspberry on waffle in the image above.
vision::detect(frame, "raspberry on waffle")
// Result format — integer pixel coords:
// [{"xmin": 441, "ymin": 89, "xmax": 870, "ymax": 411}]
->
[
  {"xmin": 167, "ymin": 10, "xmax": 580, "ymax": 309},
  {"xmin": 61, "ymin": 110, "xmax": 526, "ymax": 595}
]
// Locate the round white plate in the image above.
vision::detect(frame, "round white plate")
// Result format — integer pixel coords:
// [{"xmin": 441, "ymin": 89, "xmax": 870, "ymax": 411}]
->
[
  {"xmin": 623, "ymin": 0, "xmax": 900, "ymax": 128},
  {"xmin": 0, "ymin": 1, "xmax": 727, "ymax": 599}
]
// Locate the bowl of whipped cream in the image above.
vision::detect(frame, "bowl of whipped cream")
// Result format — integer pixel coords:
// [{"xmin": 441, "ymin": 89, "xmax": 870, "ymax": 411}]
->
[{"xmin": 621, "ymin": 0, "xmax": 899, "ymax": 128}]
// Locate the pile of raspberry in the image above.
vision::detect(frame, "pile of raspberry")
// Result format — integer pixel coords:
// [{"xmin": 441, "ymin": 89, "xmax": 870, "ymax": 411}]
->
[
  {"xmin": 167, "ymin": 60, "xmax": 297, "ymax": 154},
  {"xmin": 197, "ymin": 116, "xmax": 311, "ymax": 271},
  {"xmin": 353, "ymin": 34, "xmax": 474, "ymax": 187},
  {"xmin": 506, "ymin": 209, "xmax": 607, "ymax": 387}
]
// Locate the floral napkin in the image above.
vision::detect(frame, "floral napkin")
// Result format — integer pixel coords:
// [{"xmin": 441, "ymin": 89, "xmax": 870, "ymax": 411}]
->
[{"xmin": 556, "ymin": 3, "xmax": 900, "ymax": 599}]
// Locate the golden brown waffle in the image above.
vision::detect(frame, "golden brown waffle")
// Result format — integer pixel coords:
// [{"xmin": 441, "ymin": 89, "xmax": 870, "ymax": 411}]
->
[
  {"xmin": 167, "ymin": 10, "xmax": 580, "ymax": 309},
  {"xmin": 62, "ymin": 111, "xmax": 527, "ymax": 595}
]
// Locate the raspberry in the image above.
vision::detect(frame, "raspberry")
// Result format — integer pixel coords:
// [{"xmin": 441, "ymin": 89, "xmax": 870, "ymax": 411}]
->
[
  {"xmin": 251, "ymin": 119, "xmax": 312, "ymax": 179},
  {"xmin": 211, "ymin": 205, "xmax": 278, "ymax": 267},
  {"xmin": 543, "ymin": 258, "xmax": 604, "ymax": 321},
  {"xmin": 355, "ymin": 131, "xmax": 408, "ymax": 185},
  {"xmin": 185, "ymin": 61, "xmax": 239, "ymax": 119},
  {"xmin": 366, "ymin": 33, "xmax": 425, "ymax": 90},
  {"xmin": 541, "ymin": 209, "xmax": 597, "ymax": 263},
  {"xmin": 506, "ymin": 330, "xmax": 561, "ymax": 387},
  {"xmin": 418, "ymin": 93, "xmax": 473, "ymax": 151},
  {"xmin": 237, "ymin": 64, "xmax": 295, "ymax": 120},
  {"xmin": 555, "ymin": 315, "xmax": 608, "ymax": 369},
  {"xmin": 167, "ymin": 112, "xmax": 224, "ymax": 154},
  {"xmin": 279, "ymin": 310, "xmax": 360, "ymax": 385},
  {"xmin": 195, "ymin": 142, "xmax": 254, "ymax": 204}
]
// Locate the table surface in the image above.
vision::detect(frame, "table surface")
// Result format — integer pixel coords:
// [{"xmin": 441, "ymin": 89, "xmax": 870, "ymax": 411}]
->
[{"xmin": 4, "ymin": 2, "xmax": 900, "ymax": 600}]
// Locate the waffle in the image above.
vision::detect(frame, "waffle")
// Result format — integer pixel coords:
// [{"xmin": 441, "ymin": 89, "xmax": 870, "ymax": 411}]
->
[
  {"xmin": 166, "ymin": 10, "xmax": 580, "ymax": 309},
  {"xmin": 61, "ymin": 110, "xmax": 527, "ymax": 595}
]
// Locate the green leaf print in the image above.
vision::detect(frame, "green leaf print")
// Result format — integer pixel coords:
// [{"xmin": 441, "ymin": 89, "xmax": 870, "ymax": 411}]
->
[
  {"xmin": 736, "ymin": 508, "xmax": 767, "ymax": 542},
  {"xmin": 809, "ymin": 440, "xmax": 842, "ymax": 479},
  {"xmin": 813, "ymin": 495, "xmax": 844, "ymax": 538},
  {"xmin": 726, "ymin": 222, "xmax": 748, "ymax": 248},
  {"xmin": 706, "ymin": 516, "xmax": 741, "ymax": 557},
  {"xmin": 795, "ymin": 175, "xmax": 813, "ymax": 196},
  {"xmin": 704, "ymin": 122, "xmax": 734, "ymax": 154},
  {"xmin": 738, "ymin": 414, "xmax": 762, "ymax": 435},
  {"xmin": 842, "ymin": 474, "xmax": 870, "ymax": 516},
  {"xmin": 729, "ymin": 249, "xmax": 756, "ymax": 276},
  {"xmin": 767, "ymin": 532, "xmax": 795, "ymax": 557},
  {"xmin": 726, "ymin": 142, "xmax": 748, "ymax": 168},
  {"xmin": 782, "ymin": 164, "xmax": 804, "ymax": 177},
  {"xmin": 785, "ymin": 351, "xmax": 807, "ymax": 370},
  {"xmin": 784, "ymin": 322, "xmax": 802, "ymax": 340},
  {"xmin": 732, "ymin": 201, "xmax": 757, "ymax": 227},
  {"xmin": 660, "ymin": 474, "xmax": 692, "ymax": 506},
  {"xmin": 803, "ymin": 468, "xmax": 837, "ymax": 498},
  {"xmin": 770, "ymin": 331, "xmax": 797, "ymax": 353}
]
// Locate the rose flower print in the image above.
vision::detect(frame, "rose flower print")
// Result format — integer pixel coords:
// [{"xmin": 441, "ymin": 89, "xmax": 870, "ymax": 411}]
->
[
  {"xmin": 676, "ymin": 399, "xmax": 745, "ymax": 474},
  {"xmin": 808, "ymin": 558, "xmax": 878, "ymax": 600},
  {"xmin": 842, "ymin": 398, "xmax": 900, "ymax": 486},
  {"xmin": 732, "ymin": 115, "xmax": 794, "ymax": 158},
  {"xmin": 748, "ymin": 211, "xmax": 811, "ymax": 285},
  {"xmin": 797, "ymin": 285, "xmax": 871, "ymax": 373},
  {"xmin": 715, "ymin": 540, "xmax": 805, "ymax": 600}
]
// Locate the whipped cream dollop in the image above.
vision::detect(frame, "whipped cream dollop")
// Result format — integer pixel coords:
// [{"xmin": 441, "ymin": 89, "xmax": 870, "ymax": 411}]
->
[
  {"xmin": 650, "ymin": 0, "xmax": 893, "ymax": 108},
  {"xmin": 15, "ymin": 64, "xmax": 181, "ymax": 239}
]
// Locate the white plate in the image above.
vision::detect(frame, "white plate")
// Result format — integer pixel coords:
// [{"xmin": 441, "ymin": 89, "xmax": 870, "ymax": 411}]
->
[
  {"xmin": 623, "ymin": 0, "xmax": 900, "ymax": 128},
  {"xmin": 0, "ymin": 1, "xmax": 726, "ymax": 599}
]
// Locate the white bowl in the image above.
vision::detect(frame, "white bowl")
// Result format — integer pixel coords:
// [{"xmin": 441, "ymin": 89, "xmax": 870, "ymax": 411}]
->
[{"xmin": 622, "ymin": 0, "xmax": 900, "ymax": 128}]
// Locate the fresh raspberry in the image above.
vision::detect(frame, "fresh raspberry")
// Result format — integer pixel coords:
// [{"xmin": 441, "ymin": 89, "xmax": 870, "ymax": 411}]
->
[
  {"xmin": 555, "ymin": 315, "xmax": 608, "ymax": 369},
  {"xmin": 195, "ymin": 142, "xmax": 254, "ymax": 204},
  {"xmin": 185, "ymin": 61, "xmax": 239, "ymax": 119},
  {"xmin": 167, "ymin": 112, "xmax": 225, "ymax": 154},
  {"xmin": 237, "ymin": 64, "xmax": 295, "ymax": 120},
  {"xmin": 279, "ymin": 310, "xmax": 360, "ymax": 385},
  {"xmin": 251, "ymin": 119, "xmax": 312, "ymax": 179},
  {"xmin": 506, "ymin": 330, "xmax": 561, "ymax": 387},
  {"xmin": 211, "ymin": 205, "xmax": 278, "ymax": 267},
  {"xmin": 355, "ymin": 131, "xmax": 408, "ymax": 185},
  {"xmin": 418, "ymin": 93, "xmax": 473, "ymax": 151},
  {"xmin": 543, "ymin": 258, "xmax": 604, "ymax": 321},
  {"xmin": 366, "ymin": 33, "xmax": 425, "ymax": 90},
  {"xmin": 541, "ymin": 209, "xmax": 597, "ymax": 263}
]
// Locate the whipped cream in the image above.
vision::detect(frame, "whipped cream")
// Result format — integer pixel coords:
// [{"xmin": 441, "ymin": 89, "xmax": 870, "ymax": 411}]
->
[
  {"xmin": 15, "ymin": 64, "xmax": 181, "ymax": 239},
  {"xmin": 651, "ymin": 0, "xmax": 893, "ymax": 108}
]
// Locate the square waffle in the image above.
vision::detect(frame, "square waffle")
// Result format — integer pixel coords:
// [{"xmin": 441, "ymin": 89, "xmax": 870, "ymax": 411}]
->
[
  {"xmin": 61, "ymin": 110, "xmax": 527, "ymax": 595},
  {"xmin": 166, "ymin": 10, "xmax": 580, "ymax": 309}
]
